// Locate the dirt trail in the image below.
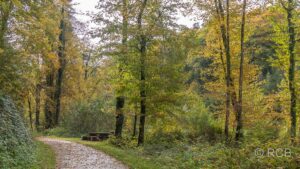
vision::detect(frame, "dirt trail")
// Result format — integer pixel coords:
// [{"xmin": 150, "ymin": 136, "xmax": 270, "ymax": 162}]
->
[{"xmin": 38, "ymin": 137, "xmax": 128, "ymax": 169}]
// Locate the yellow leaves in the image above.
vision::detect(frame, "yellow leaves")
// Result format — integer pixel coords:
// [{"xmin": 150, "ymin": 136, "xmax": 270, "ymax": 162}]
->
[
  {"xmin": 45, "ymin": 53, "xmax": 59, "ymax": 67},
  {"xmin": 11, "ymin": 0, "xmax": 21, "ymax": 7}
]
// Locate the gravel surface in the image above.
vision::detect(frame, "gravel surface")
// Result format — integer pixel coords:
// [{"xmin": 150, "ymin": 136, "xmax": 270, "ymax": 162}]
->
[{"xmin": 38, "ymin": 137, "xmax": 128, "ymax": 169}]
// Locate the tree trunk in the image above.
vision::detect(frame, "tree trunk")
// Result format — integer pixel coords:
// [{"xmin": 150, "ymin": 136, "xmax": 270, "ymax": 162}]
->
[
  {"xmin": 236, "ymin": 0, "xmax": 247, "ymax": 142},
  {"xmin": 45, "ymin": 72, "xmax": 55, "ymax": 129},
  {"xmin": 215, "ymin": 0, "xmax": 240, "ymax": 142},
  {"xmin": 35, "ymin": 84, "xmax": 41, "ymax": 131},
  {"xmin": 115, "ymin": 97, "xmax": 125, "ymax": 137},
  {"xmin": 132, "ymin": 104, "xmax": 138, "ymax": 137},
  {"xmin": 285, "ymin": 0, "xmax": 296, "ymax": 142},
  {"xmin": 54, "ymin": 7, "xmax": 66, "ymax": 126},
  {"xmin": 138, "ymin": 35, "xmax": 147, "ymax": 145},
  {"xmin": 114, "ymin": 0, "xmax": 128, "ymax": 138},
  {"xmin": 84, "ymin": 61, "xmax": 88, "ymax": 80},
  {"xmin": 28, "ymin": 97, "xmax": 33, "ymax": 131},
  {"xmin": 214, "ymin": 0, "xmax": 231, "ymax": 141},
  {"xmin": 133, "ymin": 113, "xmax": 138, "ymax": 137},
  {"xmin": 137, "ymin": 0, "xmax": 148, "ymax": 146}
]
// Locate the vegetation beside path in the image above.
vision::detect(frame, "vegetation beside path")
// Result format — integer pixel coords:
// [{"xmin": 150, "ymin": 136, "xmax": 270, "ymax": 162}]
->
[
  {"xmin": 51, "ymin": 136, "xmax": 300, "ymax": 169},
  {"xmin": 31, "ymin": 140, "xmax": 56, "ymax": 169}
]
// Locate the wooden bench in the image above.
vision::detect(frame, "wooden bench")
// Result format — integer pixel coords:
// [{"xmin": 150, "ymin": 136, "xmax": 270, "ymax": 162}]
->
[{"xmin": 81, "ymin": 131, "xmax": 114, "ymax": 141}]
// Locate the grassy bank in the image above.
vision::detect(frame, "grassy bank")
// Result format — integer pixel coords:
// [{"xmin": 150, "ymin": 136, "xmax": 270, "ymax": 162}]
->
[{"xmin": 31, "ymin": 140, "xmax": 56, "ymax": 169}]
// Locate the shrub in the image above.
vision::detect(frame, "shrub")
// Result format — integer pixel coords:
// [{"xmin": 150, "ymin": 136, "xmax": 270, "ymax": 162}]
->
[
  {"xmin": 108, "ymin": 135, "xmax": 137, "ymax": 148},
  {"xmin": 183, "ymin": 100, "xmax": 222, "ymax": 141},
  {"xmin": 62, "ymin": 99, "xmax": 115, "ymax": 136},
  {"xmin": 0, "ymin": 95, "xmax": 34, "ymax": 169}
]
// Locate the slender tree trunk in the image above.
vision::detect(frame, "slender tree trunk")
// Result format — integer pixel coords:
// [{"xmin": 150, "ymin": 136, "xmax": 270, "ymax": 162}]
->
[
  {"xmin": 35, "ymin": 84, "xmax": 41, "ymax": 131},
  {"xmin": 215, "ymin": 0, "xmax": 240, "ymax": 141},
  {"xmin": 133, "ymin": 113, "xmax": 138, "ymax": 137},
  {"xmin": 83, "ymin": 51, "xmax": 91, "ymax": 80},
  {"xmin": 45, "ymin": 72, "xmax": 55, "ymax": 129},
  {"xmin": 115, "ymin": 0, "xmax": 128, "ymax": 138},
  {"xmin": 115, "ymin": 97, "xmax": 125, "ymax": 137},
  {"xmin": 84, "ymin": 60, "xmax": 89, "ymax": 80},
  {"xmin": 28, "ymin": 97, "xmax": 33, "ymax": 131},
  {"xmin": 217, "ymin": 34, "xmax": 230, "ymax": 139},
  {"xmin": 285, "ymin": 0, "xmax": 297, "ymax": 142},
  {"xmin": 214, "ymin": 0, "xmax": 231, "ymax": 141},
  {"xmin": 54, "ymin": 7, "xmax": 66, "ymax": 126},
  {"xmin": 236, "ymin": 0, "xmax": 247, "ymax": 142},
  {"xmin": 138, "ymin": 35, "xmax": 147, "ymax": 145},
  {"xmin": 219, "ymin": 38, "xmax": 226, "ymax": 74},
  {"xmin": 132, "ymin": 104, "xmax": 138, "ymax": 137},
  {"xmin": 54, "ymin": 66, "xmax": 64, "ymax": 126},
  {"xmin": 137, "ymin": 0, "xmax": 148, "ymax": 146},
  {"xmin": 225, "ymin": 0, "xmax": 232, "ymax": 142}
]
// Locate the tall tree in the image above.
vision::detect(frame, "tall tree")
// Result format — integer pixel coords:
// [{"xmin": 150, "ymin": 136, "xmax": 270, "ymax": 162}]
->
[
  {"xmin": 115, "ymin": 0, "xmax": 129, "ymax": 138},
  {"xmin": 213, "ymin": 0, "xmax": 241, "ymax": 141},
  {"xmin": 27, "ymin": 97, "xmax": 33, "ymax": 130},
  {"xmin": 235, "ymin": 0, "xmax": 247, "ymax": 141},
  {"xmin": 137, "ymin": 0, "xmax": 148, "ymax": 146},
  {"xmin": 214, "ymin": 0, "xmax": 231, "ymax": 140},
  {"xmin": 280, "ymin": 0, "xmax": 297, "ymax": 141},
  {"xmin": 45, "ymin": 70, "xmax": 55, "ymax": 129},
  {"xmin": 54, "ymin": 5, "xmax": 67, "ymax": 126},
  {"xmin": 94, "ymin": 0, "xmax": 134, "ymax": 137},
  {"xmin": 35, "ymin": 83, "xmax": 41, "ymax": 130}
]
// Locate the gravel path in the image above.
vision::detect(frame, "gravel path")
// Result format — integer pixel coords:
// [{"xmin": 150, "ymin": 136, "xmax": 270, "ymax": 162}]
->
[{"xmin": 38, "ymin": 137, "xmax": 128, "ymax": 169}]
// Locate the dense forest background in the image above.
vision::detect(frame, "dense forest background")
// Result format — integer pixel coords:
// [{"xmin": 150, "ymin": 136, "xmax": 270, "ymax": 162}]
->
[{"xmin": 0, "ymin": 0, "xmax": 299, "ymax": 168}]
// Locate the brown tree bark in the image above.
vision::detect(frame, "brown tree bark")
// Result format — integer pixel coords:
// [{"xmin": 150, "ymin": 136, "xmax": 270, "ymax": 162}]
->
[
  {"xmin": 236, "ymin": 0, "xmax": 247, "ymax": 142},
  {"xmin": 54, "ymin": 6, "xmax": 66, "ymax": 126},
  {"xmin": 214, "ymin": 0, "xmax": 240, "ymax": 141},
  {"xmin": 115, "ymin": 97, "xmax": 125, "ymax": 137},
  {"xmin": 137, "ymin": 0, "xmax": 148, "ymax": 146},
  {"xmin": 281, "ymin": 0, "xmax": 297, "ymax": 142},
  {"xmin": 114, "ymin": 0, "xmax": 128, "ymax": 138},
  {"xmin": 132, "ymin": 103, "xmax": 138, "ymax": 137},
  {"xmin": 35, "ymin": 84, "xmax": 41, "ymax": 131},
  {"xmin": 28, "ymin": 97, "xmax": 33, "ymax": 131},
  {"xmin": 45, "ymin": 72, "xmax": 55, "ymax": 129},
  {"xmin": 214, "ymin": 0, "xmax": 230, "ymax": 141}
]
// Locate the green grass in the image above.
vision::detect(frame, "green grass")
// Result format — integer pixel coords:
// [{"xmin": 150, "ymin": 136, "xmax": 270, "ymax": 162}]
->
[
  {"xmin": 31, "ymin": 140, "xmax": 56, "ymax": 169},
  {"xmin": 57, "ymin": 137, "xmax": 162, "ymax": 169}
]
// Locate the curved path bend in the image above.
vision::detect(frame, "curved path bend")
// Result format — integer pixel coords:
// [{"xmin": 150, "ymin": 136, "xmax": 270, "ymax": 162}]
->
[{"xmin": 38, "ymin": 137, "xmax": 128, "ymax": 169}]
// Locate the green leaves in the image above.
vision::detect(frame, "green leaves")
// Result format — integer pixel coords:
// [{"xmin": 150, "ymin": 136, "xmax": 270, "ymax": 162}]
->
[{"xmin": 0, "ymin": 95, "xmax": 34, "ymax": 168}]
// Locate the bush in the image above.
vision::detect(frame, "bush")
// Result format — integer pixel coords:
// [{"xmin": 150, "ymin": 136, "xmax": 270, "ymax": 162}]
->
[
  {"xmin": 62, "ymin": 99, "xmax": 115, "ymax": 136},
  {"xmin": 43, "ymin": 127, "xmax": 71, "ymax": 137},
  {"xmin": 0, "ymin": 95, "xmax": 34, "ymax": 169},
  {"xmin": 183, "ymin": 100, "xmax": 222, "ymax": 141},
  {"xmin": 187, "ymin": 111, "xmax": 222, "ymax": 141},
  {"xmin": 108, "ymin": 135, "xmax": 137, "ymax": 148}
]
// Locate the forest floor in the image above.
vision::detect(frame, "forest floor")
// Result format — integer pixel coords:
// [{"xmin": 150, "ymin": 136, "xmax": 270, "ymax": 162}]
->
[{"xmin": 37, "ymin": 137, "xmax": 128, "ymax": 169}]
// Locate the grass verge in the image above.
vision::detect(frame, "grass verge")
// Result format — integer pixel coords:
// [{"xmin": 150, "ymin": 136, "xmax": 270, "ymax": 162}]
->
[{"xmin": 31, "ymin": 140, "xmax": 56, "ymax": 169}]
